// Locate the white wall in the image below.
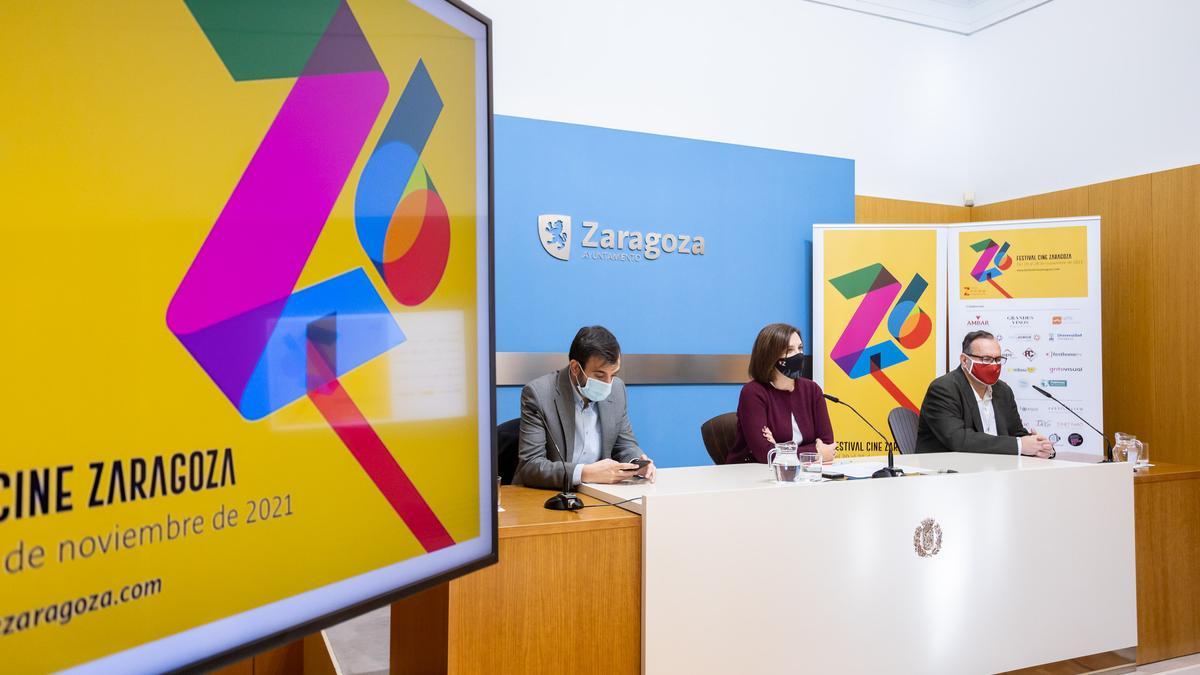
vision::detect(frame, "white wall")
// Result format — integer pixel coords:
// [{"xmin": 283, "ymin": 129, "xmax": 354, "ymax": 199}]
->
[
  {"xmin": 471, "ymin": 0, "xmax": 972, "ymax": 206},
  {"xmin": 471, "ymin": 0, "xmax": 1200, "ymax": 207},
  {"xmin": 966, "ymin": 0, "xmax": 1200, "ymax": 204}
]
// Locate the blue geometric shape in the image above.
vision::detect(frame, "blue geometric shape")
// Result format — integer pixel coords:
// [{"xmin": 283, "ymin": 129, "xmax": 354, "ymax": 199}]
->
[
  {"xmin": 354, "ymin": 60, "xmax": 444, "ymax": 268},
  {"xmin": 844, "ymin": 342, "xmax": 908, "ymax": 379},
  {"xmin": 355, "ymin": 141, "xmax": 420, "ymax": 268},
  {"xmin": 238, "ymin": 268, "xmax": 406, "ymax": 419},
  {"xmin": 887, "ymin": 274, "xmax": 928, "ymax": 337}
]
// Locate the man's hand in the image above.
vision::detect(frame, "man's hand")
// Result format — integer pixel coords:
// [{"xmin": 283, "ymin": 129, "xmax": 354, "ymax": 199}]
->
[
  {"xmin": 580, "ymin": 458, "xmax": 639, "ymax": 484},
  {"xmin": 1020, "ymin": 429, "xmax": 1055, "ymax": 458},
  {"xmin": 639, "ymin": 454, "xmax": 657, "ymax": 483}
]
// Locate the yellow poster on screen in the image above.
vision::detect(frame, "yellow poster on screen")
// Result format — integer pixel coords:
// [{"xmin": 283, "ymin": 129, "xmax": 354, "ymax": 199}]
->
[
  {"xmin": 821, "ymin": 229, "xmax": 941, "ymax": 456},
  {"xmin": 0, "ymin": 1, "xmax": 488, "ymax": 671},
  {"xmin": 958, "ymin": 225, "xmax": 1088, "ymax": 299}
]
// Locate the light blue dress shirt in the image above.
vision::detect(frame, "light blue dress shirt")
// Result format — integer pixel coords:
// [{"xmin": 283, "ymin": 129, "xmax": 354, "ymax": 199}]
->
[{"xmin": 570, "ymin": 387, "xmax": 602, "ymax": 486}]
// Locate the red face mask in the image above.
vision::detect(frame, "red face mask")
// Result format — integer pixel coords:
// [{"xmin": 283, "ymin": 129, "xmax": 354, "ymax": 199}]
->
[{"xmin": 967, "ymin": 359, "xmax": 1001, "ymax": 386}]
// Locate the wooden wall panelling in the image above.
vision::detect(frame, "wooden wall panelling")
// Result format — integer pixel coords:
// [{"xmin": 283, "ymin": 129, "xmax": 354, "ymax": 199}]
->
[
  {"xmin": 968, "ymin": 195, "xmax": 1031, "ymax": 222},
  {"xmin": 1149, "ymin": 166, "xmax": 1200, "ymax": 466},
  {"xmin": 855, "ymin": 195, "xmax": 970, "ymax": 224},
  {"xmin": 1089, "ymin": 175, "xmax": 1155, "ymax": 453},
  {"xmin": 1031, "ymin": 186, "xmax": 1091, "ymax": 220}
]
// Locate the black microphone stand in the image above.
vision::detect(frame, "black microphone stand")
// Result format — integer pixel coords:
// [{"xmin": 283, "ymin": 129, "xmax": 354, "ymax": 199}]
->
[
  {"xmin": 1031, "ymin": 385, "xmax": 1112, "ymax": 462},
  {"xmin": 824, "ymin": 394, "xmax": 902, "ymax": 478},
  {"xmin": 536, "ymin": 406, "xmax": 583, "ymax": 511}
]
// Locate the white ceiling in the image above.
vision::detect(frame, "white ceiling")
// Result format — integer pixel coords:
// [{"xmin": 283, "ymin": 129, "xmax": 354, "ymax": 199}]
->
[{"xmin": 804, "ymin": 0, "xmax": 1056, "ymax": 34}]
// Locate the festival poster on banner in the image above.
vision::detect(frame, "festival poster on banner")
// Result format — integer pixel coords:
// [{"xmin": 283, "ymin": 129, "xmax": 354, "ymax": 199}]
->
[
  {"xmin": 814, "ymin": 227, "xmax": 946, "ymax": 456},
  {"xmin": 949, "ymin": 218, "xmax": 1103, "ymax": 456},
  {"xmin": 0, "ymin": 2, "xmax": 493, "ymax": 672}
]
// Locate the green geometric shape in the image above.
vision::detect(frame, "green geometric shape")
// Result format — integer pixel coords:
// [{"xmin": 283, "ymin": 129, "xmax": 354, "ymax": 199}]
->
[
  {"xmin": 403, "ymin": 164, "xmax": 431, "ymax": 196},
  {"xmin": 970, "ymin": 238, "xmax": 996, "ymax": 252},
  {"xmin": 183, "ymin": 0, "xmax": 342, "ymax": 81},
  {"xmin": 830, "ymin": 263, "xmax": 888, "ymax": 299}
]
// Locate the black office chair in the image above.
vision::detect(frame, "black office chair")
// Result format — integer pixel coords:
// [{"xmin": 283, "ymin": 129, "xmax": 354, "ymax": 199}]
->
[
  {"xmin": 887, "ymin": 407, "xmax": 920, "ymax": 455},
  {"xmin": 700, "ymin": 412, "xmax": 738, "ymax": 465},
  {"xmin": 497, "ymin": 418, "xmax": 521, "ymax": 485}
]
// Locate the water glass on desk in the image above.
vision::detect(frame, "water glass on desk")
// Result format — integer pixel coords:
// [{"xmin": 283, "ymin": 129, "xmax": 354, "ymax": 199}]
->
[{"xmin": 800, "ymin": 452, "xmax": 822, "ymax": 482}]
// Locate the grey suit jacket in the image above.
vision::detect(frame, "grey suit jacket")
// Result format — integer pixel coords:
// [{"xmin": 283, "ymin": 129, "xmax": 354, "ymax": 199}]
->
[
  {"xmin": 915, "ymin": 367, "xmax": 1030, "ymax": 454},
  {"xmin": 514, "ymin": 368, "xmax": 643, "ymax": 490}
]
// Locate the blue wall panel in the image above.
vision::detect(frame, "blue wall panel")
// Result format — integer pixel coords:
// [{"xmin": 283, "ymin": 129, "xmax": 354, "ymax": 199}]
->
[{"xmin": 495, "ymin": 116, "xmax": 854, "ymax": 467}]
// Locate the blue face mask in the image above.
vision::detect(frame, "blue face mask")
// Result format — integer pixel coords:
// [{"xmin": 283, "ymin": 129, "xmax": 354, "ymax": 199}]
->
[{"xmin": 572, "ymin": 362, "xmax": 613, "ymax": 402}]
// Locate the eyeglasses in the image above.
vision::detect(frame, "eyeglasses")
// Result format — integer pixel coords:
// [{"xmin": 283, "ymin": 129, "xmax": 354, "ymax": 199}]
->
[{"xmin": 965, "ymin": 353, "xmax": 1007, "ymax": 365}]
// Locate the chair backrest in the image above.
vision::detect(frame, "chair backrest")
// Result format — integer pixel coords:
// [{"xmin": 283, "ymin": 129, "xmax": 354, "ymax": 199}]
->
[
  {"xmin": 497, "ymin": 417, "xmax": 521, "ymax": 485},
  {"xmin": 700, "ymin": 412, "xmax": 739, "ymax": 465},
  {"xmin": 887, "ymin": 407, "xmax": 920, "ymax": 455}
]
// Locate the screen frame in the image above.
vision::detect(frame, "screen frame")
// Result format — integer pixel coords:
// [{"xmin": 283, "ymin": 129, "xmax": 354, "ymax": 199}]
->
[{"xmin": 163, "ymin": 1, "xmax": 496, "ymax": 671}]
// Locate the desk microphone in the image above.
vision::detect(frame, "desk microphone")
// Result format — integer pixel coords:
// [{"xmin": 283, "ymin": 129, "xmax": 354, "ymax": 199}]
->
[
  {"xmin": 1030, "ymin": 385, "xmax": 1112, "ymax": 462},
  {"xmin": 824, "ymin": 393, "xmax": 902, "ymax": 478},
  {"xmin": 534, "ymin": 405, "xmax": 584, "ymax": 511}
]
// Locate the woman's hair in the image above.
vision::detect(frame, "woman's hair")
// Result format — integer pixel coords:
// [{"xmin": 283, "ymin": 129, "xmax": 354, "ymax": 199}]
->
[{"xmin": 748, "ymin": 323, "xmax": 802, "ymax": 384}]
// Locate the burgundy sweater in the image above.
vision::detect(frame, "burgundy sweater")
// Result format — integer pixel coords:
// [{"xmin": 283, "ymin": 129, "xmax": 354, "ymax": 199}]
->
[{"xmin": 725, "ymin": 378, "xmax": 835, "ymax": 464}]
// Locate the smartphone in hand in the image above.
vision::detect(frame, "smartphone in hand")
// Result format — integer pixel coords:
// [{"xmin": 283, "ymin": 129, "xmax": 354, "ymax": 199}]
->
[{"xmin": 628, "ymin": 457, "xmax": 652, "ymax": 479}]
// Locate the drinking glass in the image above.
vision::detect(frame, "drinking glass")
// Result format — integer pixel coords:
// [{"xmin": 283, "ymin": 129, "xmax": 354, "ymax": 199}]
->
[{"xmin": 800, "ymin": 452, "xmax": 822, "ymax": 482}]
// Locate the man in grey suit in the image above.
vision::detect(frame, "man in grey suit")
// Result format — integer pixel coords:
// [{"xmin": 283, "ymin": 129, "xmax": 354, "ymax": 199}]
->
[
  {"xmin": 515, "ymin": 326, "xmax": 656, "ymax": 490},
  {"xmin": 916, "ymin": 330, "xmax": 1055, "ymax": 457}
]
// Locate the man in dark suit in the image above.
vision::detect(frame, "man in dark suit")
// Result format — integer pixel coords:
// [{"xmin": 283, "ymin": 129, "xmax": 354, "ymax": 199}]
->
[
  {"xmin": 916, "ymin": 330, "xmax": 1055, "ymax": 456},
  {"xmin": 514, "ymin": 326, "xmax": 656, "ymax": 489}
]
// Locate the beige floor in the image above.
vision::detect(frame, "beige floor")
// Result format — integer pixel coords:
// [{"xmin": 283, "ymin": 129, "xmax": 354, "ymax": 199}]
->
[{"xmin": 324, "ymin": 606, "xmax": 389, "ymax": 675}]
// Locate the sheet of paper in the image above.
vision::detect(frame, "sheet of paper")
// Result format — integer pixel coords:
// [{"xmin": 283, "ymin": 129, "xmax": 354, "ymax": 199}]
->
[
  {"xmin": 831, "ymin": 461, "xmax": 886, "ymax": 479},
  {"xmin": 828, "ymin": 461, "xmax": 929, "ymax": 478}
]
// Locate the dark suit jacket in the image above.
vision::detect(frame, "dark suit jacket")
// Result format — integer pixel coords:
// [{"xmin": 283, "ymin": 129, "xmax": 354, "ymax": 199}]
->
[
  {"xmin": 513, "ymin": 368, "xmax": 642, "ymax": 489},
  {"xmin": 915, "ymin": 368, "xmax": 1030, "ymax": 454}
]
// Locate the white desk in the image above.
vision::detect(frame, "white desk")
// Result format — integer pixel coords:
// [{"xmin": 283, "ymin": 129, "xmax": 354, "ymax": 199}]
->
[{"xmin": 580, "ymin": 453, "xmax": 1137, "ymax": 675}]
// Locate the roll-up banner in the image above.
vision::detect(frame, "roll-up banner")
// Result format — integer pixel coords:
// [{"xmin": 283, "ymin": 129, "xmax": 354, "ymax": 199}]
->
[
  {"xmin": 814, "ymin": 217, "xmax": 1102, "ymax": 458},
  {"xmin": 813, "ymin": 226, "xmax": 947, "ymax": 456},
  {"xmin": 949, "ymin": 218, "xmax": 1103, "ymax": 457}
]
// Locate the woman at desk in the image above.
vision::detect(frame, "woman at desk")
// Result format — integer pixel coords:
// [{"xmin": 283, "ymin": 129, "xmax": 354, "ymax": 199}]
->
[{"xmin": 725, "ymin": 323, "xmax": 837, "ymax": 464}]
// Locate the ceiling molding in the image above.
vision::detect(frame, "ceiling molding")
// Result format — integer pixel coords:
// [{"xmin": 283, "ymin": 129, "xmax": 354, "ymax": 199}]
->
[{"xmin": 803, "ymin": 0, "xmax": 1056, "ymax": 35}]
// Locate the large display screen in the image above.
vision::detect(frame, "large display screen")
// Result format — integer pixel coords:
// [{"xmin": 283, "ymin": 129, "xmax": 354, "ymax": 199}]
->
[{"xmin": 0, "ymin": 0, "xmax": 494, "ymax": 671}]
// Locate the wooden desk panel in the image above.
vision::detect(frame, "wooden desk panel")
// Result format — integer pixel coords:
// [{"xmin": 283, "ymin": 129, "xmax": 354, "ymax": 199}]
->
[
  {"xmin": 1132, "ymin": 462, "xmax": 1200, "ymax": 485},
  {"xmin": 1133, "ymin": 464, "xmax": 1200, "ymax": 664},
  {"xmin": 392, "ymin": 487, "xmax": 641, "ymax": 675}
]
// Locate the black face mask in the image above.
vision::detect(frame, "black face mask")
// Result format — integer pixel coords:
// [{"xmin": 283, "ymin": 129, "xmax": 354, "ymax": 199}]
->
[{"xmin": 775, "ymin": 353, "xmax": 807, "ymax": 380}]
